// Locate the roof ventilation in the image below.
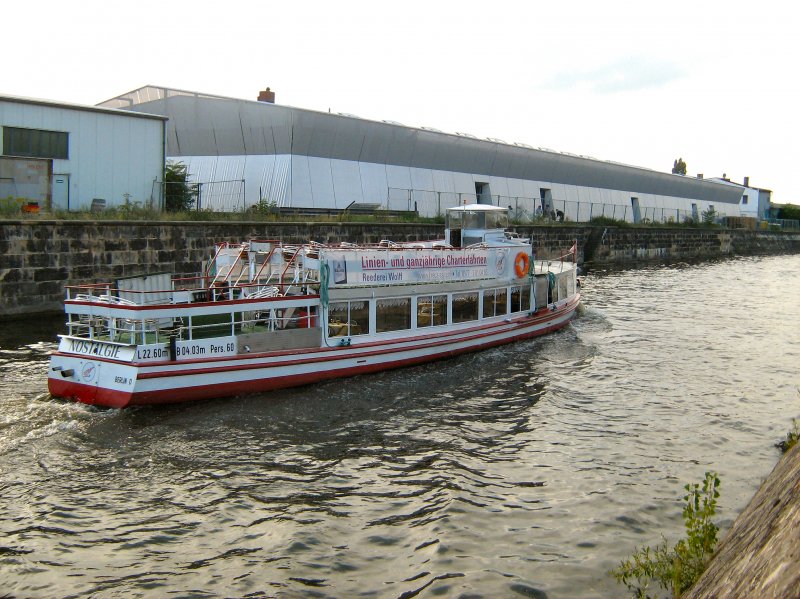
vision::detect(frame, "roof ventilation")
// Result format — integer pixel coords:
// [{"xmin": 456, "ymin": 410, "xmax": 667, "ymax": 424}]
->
[{"xmin": 257, "ymin": 88, "xmax": 275, "ymax": 103}]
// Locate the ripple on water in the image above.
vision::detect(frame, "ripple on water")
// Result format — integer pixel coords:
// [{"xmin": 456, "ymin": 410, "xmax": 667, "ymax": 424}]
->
[{"xmin": 1, "ymin": 256, "xmax": 799, "ymax": 597}]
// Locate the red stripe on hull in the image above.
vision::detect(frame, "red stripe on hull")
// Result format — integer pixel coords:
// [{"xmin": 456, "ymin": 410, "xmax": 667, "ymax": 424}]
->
[{"xmin": 48, "ymin": 378, "xmax": 134, "ymax": 410}]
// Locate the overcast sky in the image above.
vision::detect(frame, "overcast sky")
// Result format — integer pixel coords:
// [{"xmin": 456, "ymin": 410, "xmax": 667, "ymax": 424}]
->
[{"xmin": 4, "ymin": 0, "xmax": 798, "ymax": 203}]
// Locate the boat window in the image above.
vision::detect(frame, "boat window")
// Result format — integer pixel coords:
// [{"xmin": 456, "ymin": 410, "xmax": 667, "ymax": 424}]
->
[
  {"xmin": 485, "ymin": 211, "xmax": 508, "ymax": 230},
  {"xmin": 462, "ymin": 212, "xmax": 483, "ymax": 230},
  {"xmin": 417, "ymin": 294, "xmax": 447, "ymax": 328},
  {"xmin": 482, "ymin": 288, "xmax": 508, "ymax": 318},
  {"xmin": 558, "ymin": 274, "xmax": 569, "ymax": 302},
  {"xmin": 447, "ymin": 210, "xmax": 463, "ymax": 229},
  {"xmin": 510, "ymin": 285, "xmax": 531, "ymax": 312},
  {"xmin": 328, "ymin": 301, "xmax": 368, "ymax": 336},
  {"xmin": 376, "ymin": 298, "xmax": 411, "ymax": 333},
  {"xmin": 452, "ymin": 292, "xmax": 479, "ymax": 323}
]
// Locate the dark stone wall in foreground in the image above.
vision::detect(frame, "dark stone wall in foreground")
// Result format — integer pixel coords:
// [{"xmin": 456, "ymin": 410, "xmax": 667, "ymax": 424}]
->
[{"xmin": 1, "ymin": 220, "xmax": 799, "ymax": 318}]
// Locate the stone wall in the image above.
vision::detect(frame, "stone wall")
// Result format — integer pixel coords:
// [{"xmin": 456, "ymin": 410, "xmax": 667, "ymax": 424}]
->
[
  {"xmin": 2, "ymin": 220, "xmax": 799, "ymax": 318},
  {"xmin": 0, "ymin": 220, "xmax": 442, "ymax": 317}
]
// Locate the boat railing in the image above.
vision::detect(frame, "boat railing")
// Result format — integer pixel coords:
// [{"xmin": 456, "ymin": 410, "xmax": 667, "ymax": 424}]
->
[
  {"xmin": 66, "ymin": 283, "xmax": 113, "ymax": 301},
  {"xmin": 250, "ymin": 244, "xmax": 281, "ymax": 287},
  {"xmin": 171, "ymin": 307, "xmax": 318, "ymax": 341},
  {"xmin": 65, "ymin": 277, "xmax": 318, "ymax": 308}
]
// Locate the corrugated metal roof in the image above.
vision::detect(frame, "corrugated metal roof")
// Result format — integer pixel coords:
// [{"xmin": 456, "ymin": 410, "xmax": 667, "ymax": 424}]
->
[
  {"xmin": 1, "ymin": 93, "xmax": 167, "ymax": 121},
  {"xmin": 101, "ymin": 85, "xmax": 744, "ymax": 205}
]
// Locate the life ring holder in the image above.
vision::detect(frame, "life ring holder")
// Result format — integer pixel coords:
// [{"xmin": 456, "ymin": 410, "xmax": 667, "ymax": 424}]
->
[{"xmin": 514, "ymin": 252, "xmax": 530, "ymax": 278}]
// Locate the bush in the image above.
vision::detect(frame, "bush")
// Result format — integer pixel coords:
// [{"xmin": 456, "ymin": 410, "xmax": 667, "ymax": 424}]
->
[
  {"xmin": 611, "ymin": 472, "xmax": 721, "ymax": 598},
  {"xmin": 776, "ymin": 418, "xmax": 799, "ymax": 453},
  {"xmin": 164, "ymin": 161, "xmax": 199, "ymax": 212},
  {"xmin": 590, "ymin": 216, "xmax": 629, "ymax": 227}
]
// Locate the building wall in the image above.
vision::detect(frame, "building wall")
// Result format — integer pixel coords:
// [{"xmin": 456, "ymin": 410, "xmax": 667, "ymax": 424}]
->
[
  {"xmin": 106, "ymin": 87, "xmax": 746, "ymax": 221},
  {"xmin": 0, "ymin": 97, "xmax": 165, "ymax": 210},
  {"xmin": 175, "ymin": 153, "xmax": 742, "ymax": 222}
]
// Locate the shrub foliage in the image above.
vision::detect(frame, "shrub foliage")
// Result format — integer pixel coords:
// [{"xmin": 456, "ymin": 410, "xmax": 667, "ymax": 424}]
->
[{"xmin": 611, "ymin": 472, "xmax": 721, "ymax": 598}]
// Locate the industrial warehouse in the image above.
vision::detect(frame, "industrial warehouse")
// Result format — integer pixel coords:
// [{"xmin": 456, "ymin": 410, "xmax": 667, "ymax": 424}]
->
[
  {"xmin": 0, "ymin": 94, "xmax": 166, "ymax": 212},
  {"xmin": 3, "ymin": 86, "xmax": 769, "ymax": 222}
]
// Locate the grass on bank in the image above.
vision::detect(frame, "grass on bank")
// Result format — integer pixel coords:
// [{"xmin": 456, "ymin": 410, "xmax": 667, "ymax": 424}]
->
[
  {"xmin": 776, "ymin": 419, "xmax": 799, "ymax": 453},
  {"xmin": 0, "ymin": 200, "xmax": 444, "ymax": 224},
  {"xmin": 776, "ymin": 390, "xmax": 800, "ymax": 453},
  {"xmin": 2, "ymin": 203, "xmax": 729, "ymax": 229}
]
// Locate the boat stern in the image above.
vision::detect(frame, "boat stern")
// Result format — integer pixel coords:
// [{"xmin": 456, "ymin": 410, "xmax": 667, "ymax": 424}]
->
[{"xmin": 48, "ymin": 337, "xmax": 140, "ymax": 408}]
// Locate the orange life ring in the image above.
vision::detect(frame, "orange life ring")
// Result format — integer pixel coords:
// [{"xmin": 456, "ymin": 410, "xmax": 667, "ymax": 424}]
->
[{"xmin": 514, "ymin": 252, "xmax": 530, "ymax": 277}]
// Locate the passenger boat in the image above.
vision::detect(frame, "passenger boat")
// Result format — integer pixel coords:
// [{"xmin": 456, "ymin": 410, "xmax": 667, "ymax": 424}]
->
[{"xmin": 48, "ymin": 204, "xmax": 581, "ymax": 408}]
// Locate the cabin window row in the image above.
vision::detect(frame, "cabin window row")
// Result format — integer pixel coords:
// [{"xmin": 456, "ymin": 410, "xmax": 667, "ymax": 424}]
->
[{"xmin": 329, "ymin": 285, "xmax": 532, "ymax": 337}]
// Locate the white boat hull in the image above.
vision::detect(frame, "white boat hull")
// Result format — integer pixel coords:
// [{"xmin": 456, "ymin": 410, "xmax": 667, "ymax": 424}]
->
[{"xmin": 48, "ymin": 296, "xmax": 579, "ymax": 408}]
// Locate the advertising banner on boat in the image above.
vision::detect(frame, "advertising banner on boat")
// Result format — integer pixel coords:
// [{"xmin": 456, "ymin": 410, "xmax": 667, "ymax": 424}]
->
[{"xmin": 325, "ymin": 248, "xmax": 510, "ymax": 287}]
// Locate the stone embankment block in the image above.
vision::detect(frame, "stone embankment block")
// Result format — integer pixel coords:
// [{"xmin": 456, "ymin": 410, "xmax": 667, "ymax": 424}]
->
[{"xmin": 1, "ymin": 220, "xmax": 799, "ymax": 318}]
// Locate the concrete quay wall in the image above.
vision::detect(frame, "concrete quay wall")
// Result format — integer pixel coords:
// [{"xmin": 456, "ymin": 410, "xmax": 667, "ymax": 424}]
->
[{"xmin": 1, "ymin": 220, "xmax": 799, "ymax": 318}]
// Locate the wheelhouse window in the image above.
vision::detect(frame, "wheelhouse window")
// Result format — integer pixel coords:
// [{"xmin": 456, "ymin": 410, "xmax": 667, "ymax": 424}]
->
[
  {"xmin": 3, "ymin": 126, "xmax": 69, "ymax": 159},
  {"xmin": 452, "ymin": 292, "xmax": 479, "ymax": 323},
  {"xmin": 376, "ymin": 298, "xmax": 411, "ymax": 333},
  {"xmin": 417, "ymin": 294, "xmax": 447, "ymax": 328},
  {"xmin": 328, "ymin": 301, "xmax": 369, "ymax": 336},
  {"xmin": 482, "ymin": 288, "xmax": 508, "ymax": 318},
  {"xmin": 510, "ymin": 285, "xmax": 531, "ymax": 312},
  {"xmin": 485, "ymin": 210, "xmax": 508, "ymax": 230},
  {"xmin": 558, "ymin": 274, "xmax": 569, "ymax": 301}
]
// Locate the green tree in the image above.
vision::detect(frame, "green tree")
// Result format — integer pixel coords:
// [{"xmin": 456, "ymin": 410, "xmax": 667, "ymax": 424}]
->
[
  {"xmin": 702, "ymin": 206, "xmax": 717, "ymax": 224},
  {"xmin": 164, "ymin": 161, "xmax": 198, "ymax": 212},
  {"xmin": 777, "ymin": 204, "xmax": 800, "ymax": 221},
  {"xmin": 672, "ymin": 158, "xmax": 687, "ymax": 175}
]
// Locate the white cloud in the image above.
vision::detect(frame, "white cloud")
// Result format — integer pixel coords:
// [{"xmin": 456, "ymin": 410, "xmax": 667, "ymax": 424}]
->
[{"xmin": 545, "ymin": 57, "xmax": 686, "ymax": 94}]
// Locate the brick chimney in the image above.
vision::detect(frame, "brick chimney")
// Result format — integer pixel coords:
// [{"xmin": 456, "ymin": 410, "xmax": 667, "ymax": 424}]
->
[
  {"xmin": 743, "ymin": 176, "xmax": 750, "ymax": 187},
  {"xmin": 257, "ymin": 87, "xmax": 275, "ymax": 103}
]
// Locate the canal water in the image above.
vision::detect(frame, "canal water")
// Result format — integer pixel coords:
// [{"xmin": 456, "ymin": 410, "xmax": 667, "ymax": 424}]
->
[{"xmin": 1, "ymin": 255, "xmax": 798, "ymax": 598}]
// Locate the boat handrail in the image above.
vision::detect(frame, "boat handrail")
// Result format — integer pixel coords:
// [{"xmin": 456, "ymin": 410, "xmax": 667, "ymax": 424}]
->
[{"xmin": 243, "ymin": 286, "xmax": 281, "ymax": 299}]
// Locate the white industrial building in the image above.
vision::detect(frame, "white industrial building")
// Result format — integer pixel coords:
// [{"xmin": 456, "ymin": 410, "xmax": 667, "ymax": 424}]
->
[
  {"xmin": 100, "ymin": 85, "xmax": 747, "ymax": 223},
  {"xmin": 0, "ymin": 94, "xmax": 166, "ymax": 211},
  {"xmin": 707, "ymin": 176, "xmax": 771, "ymax": 221}
]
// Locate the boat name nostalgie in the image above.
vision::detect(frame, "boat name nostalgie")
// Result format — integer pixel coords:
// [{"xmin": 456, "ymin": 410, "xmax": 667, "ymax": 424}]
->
[{"xmin": 58, "ymin": 337, "xmax": 136, "ymax": 362}]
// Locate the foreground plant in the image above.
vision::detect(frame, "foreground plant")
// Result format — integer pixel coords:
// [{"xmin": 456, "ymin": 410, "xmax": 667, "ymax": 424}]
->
[
  {"xmin": 776, "ymin": 418, "xmax": 799, "ymax": 453},
  {"xmin": 611, "ymin": 472, "xmax": 721, "ymax": 598}
]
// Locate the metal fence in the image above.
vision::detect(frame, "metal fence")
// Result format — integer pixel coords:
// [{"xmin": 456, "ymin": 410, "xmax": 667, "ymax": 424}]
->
[
  {"xmin": 764, "ymin": 218, "xmax": 800, "ymax": 230},
  {"xmin": 150, "ymin": 179, "xmax": 796, "ymax": 230},
  {"xmin": 156, "ymin": 179, "xmax": 246, "ymax": 212},
  {"xmin": 387, "ymin": 188, "xmax": 701, "ymax": 224}
]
